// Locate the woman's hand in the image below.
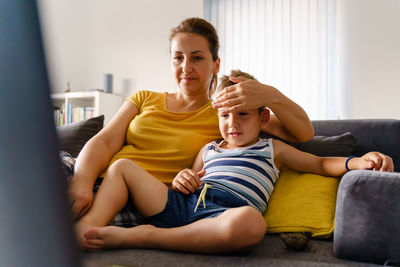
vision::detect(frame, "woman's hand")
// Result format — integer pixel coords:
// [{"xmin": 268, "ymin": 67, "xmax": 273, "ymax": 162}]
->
[
  {"xmin": 212, "ymin": 76, "xmax": 275, "ymax": 114},
  {"xmin": 172, "ymin": 169, "xmax": 206, "ymax": 194},
  {"xmin": 68, "ymin": 177, "xmax": 93, "ymax": 220},
  {"xmin": 212, "ymin": 76, "xmax": 314, "ymax": 143},
  {"xmin": 350, "ymin": 152, "xmax": 394, "ymax": 172}
]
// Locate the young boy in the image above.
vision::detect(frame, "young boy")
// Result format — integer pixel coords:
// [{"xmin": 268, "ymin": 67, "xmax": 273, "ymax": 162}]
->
[{"xmin": 76, "ymin": 70, "xmax": 394, "ymax": 252}]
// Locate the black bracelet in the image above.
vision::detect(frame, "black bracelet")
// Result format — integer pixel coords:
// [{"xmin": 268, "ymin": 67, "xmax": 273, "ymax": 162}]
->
[{"xmin": 345, "ymin": 156, "xmax": 357, "ymax": 172}]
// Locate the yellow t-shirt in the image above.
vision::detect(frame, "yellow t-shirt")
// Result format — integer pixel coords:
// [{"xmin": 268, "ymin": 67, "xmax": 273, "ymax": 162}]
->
[{"xmin": 104, "ymin": 90, "xmax": 221, "ymax": 186}]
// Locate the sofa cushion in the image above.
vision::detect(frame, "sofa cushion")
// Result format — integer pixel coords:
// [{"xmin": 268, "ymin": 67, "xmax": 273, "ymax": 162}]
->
[
  {"xmin": 264, "ymin": 169, "xmax": 339, "ymax": 238},
  {"xmin": 290, "ymin": 132, "xmax": 356, "ymax": 157},
  {"xmin": 334, "ymin": 170, "xmax": 400, "ymax": 265},
  {"xmin": 57, "ymin": 115, "xmax": 104, "ymax": 157}
]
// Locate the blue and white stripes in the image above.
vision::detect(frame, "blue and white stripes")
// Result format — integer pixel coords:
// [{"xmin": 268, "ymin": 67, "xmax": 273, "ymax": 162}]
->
[{"xmin": 201, "ymin": 138, "xmax": 279, "ymax": 213}]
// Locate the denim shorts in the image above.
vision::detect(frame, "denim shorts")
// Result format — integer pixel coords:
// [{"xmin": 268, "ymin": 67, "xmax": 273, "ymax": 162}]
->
[{"xmin": 145, "ymin": 187, "xmax": 249, "ymax": 228}]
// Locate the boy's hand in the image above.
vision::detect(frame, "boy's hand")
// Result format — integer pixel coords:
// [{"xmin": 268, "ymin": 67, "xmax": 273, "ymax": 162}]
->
[
  {"xmin": 172, "ymin": 169, "xmax": 205, "ymax": 194},
  {"xmin": 351, "ymin": 152, "xmax": 394, "ymax": 172}
]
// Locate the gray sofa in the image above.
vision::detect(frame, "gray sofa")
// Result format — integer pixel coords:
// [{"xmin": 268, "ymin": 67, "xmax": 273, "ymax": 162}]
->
[
  {"xmin": 59, "ymin": 117, "xmax": 400, "ymax": 266},
  {"xmin": 313, "ymin": 120, "xmax": 400, "ymax": 265}
]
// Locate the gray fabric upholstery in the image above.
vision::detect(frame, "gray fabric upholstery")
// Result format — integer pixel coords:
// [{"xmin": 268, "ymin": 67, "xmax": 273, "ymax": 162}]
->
[
  {"xmin": 83, "ymin": 234, "xmax": 375, "ymax": 267},
  {"xmin": 57, "ymin": 115, "xmax": 104, "ymax": 157},
  {"xmin": 312, "ymin": 119, "xmax": 400, "ymax": 172},
  {"xmin": 290, "ymin": 132, "xmax": 356, "ymax": 157},
  {"xmin": 334, "ymin": 170, "xmax": 400, "ymax": 265}
]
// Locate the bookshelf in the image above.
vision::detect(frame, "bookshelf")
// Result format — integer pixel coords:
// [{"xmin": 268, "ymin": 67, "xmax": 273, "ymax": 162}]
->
[{"xmin": 52, "ymin": 91, "xmax": 123, "ymax": 126}]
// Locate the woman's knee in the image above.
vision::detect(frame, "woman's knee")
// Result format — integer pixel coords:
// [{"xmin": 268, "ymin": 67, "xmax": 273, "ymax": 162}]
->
[{"xmin": 220, "ymin": 206, "xmax": 266, "ymax": 248}]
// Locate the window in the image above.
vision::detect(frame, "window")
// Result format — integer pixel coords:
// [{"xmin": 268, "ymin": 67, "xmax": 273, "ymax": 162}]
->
[{"xmin": 204, "ymin": 0, "xmax": 337, "ymax": 119}]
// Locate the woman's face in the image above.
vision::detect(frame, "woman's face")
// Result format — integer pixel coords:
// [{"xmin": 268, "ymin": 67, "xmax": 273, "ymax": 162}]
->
[{"xmin": 170, "ymin": 33, "xmax": 220, "ymax": 96}]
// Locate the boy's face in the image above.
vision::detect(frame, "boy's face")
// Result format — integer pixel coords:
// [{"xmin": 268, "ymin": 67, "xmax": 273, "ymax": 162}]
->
[{"xmin": 218, "ymin": 108, "xmax": 267, "ymax": 149}]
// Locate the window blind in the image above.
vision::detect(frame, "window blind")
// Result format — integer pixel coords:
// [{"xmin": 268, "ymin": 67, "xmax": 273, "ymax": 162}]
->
[{"xmin": 204, "ymin": 0, "xmax": 337, "ymax": 119}]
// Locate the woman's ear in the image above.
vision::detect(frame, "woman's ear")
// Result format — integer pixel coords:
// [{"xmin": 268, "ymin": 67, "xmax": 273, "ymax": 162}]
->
[{"xmin": 214, "ymin": 58, "xmax": 220, "ymax": 74}]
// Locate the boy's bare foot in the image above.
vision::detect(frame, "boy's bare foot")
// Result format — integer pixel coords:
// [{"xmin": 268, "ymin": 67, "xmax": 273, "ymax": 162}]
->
[
  {"xmin": 83, "ymin": 225, "xmax": 156, "ymax": 250},
  {"xmin": 75, "ymin": 218, "xmax": 97, "ymax": 248}
]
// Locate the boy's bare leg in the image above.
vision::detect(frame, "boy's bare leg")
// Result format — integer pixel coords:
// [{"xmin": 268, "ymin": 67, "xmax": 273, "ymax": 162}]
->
[
  {"xmin": 84, "ymin": 205, "xmax": 266, "ymax": 253},
  {"xmin": 75, "ymin": 159, "xmax": 168, "ymax": 245}
]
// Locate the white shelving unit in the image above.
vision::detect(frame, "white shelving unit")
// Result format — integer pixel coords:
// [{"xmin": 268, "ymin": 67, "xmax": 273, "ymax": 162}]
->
[{"xmin": 52, "ymin": 91, "xmax": 123, "ymax": 125}]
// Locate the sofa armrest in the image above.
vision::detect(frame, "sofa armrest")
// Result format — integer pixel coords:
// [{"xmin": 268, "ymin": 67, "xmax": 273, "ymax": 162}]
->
[{"xmin": 334, "ymin": 170, "xmax": 400, "ymax": 265}]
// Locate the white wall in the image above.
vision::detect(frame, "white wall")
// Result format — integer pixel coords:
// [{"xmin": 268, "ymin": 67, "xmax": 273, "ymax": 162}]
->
[
  {"xmin": 38, "ymin": 0, "xmax": 203, "ymax": 97},
  {"xmin": 337, "ymin": 0, "xmax": 400, "ymax": 119},
  {"xmin": 39, "ymin": 0, "xmax": 400, "ymax": 119}
]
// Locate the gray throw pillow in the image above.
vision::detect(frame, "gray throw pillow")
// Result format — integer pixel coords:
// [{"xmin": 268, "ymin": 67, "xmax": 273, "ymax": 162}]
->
[
  {"xmin": 57, "ymin": 115, "xmax": 104, "ymax": 157},
  {"xmin": 291, "ymin": 132, "xmax": 356, "ymax": 157}
]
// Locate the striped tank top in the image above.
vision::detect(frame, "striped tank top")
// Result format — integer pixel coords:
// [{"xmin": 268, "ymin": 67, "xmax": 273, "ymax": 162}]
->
[{"xmin": 201, "ymin": 138, "xmax": 280, "ymax": 213}]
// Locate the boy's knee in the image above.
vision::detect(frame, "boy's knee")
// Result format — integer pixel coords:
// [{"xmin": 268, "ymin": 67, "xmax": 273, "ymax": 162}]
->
[
  {"xmin": 222, "ymin": 207, "xmax": 266, "ymax": 248},
  {"xmin": 108, "ymin": 159, "xmax": 137, "ymax": 174},
  {"xmin": 239, "ymin": 207, "xmax": 266, "ymax": 244}
]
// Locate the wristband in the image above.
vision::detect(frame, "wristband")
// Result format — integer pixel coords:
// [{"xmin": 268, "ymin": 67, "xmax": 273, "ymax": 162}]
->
[{"xmin": 345, "ymin": 156, "xmax": 357, "ymax": 172}]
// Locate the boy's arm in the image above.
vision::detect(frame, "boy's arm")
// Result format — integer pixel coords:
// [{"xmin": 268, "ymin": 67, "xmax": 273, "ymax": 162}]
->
[
  {"xmin": 261, "ymin": 114, "xmax": 313, "ymax": 143},
  {"xmin": 172, "ymin": 147, "xmax": 205, "ymax": 194},
  {"xmin": 273, "ymin": 140, "xmax": 394, "ymax": 176},
  {"xmin": 273, "ymin": 139, "xmax": 346, "ymax": 176}
]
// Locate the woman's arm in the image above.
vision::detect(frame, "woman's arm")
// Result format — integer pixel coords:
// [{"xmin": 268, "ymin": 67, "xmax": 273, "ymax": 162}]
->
[
  {"xmin": 69, "ymin": 101, "xmax": 138, "ymax": 219},
  {"xmin": 273, "ymin": 139, "xmax": 394, "ymax": 176},
  {"xmin": 212, "ymin": 76, "xmax": 314, "ymax": 142}
]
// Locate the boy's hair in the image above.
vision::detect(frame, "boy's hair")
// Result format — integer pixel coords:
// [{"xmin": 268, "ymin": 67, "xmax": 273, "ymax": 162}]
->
[
  {"xmin": 218, "ymin": 70, "xmax": 265, "ymax": 113},
  {"xmin": 218, "ymin": 69, "xmax": 256, "ymax": 91}
]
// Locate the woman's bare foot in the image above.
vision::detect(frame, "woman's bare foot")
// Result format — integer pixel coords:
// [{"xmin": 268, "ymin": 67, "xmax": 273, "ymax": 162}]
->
[{"xmin": 82, "ymin": 225, "xmax": 156, "ymax": 250}]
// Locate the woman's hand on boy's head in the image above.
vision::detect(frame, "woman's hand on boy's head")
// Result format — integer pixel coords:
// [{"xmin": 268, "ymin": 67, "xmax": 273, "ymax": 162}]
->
[
  {"xmin": 355, "ymin": 152, "xmax": 394, "ymax": 172},
  {"xmin": 172, "ymin": 169, "xmax": 205, "ymax": 194},
  {"xmin": 212, "ymin": 76, "xmax": 276, "ymax": 114}
]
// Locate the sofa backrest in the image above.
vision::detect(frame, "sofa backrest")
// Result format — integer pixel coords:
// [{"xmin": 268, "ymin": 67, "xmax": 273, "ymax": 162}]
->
[{"xmin": 312, "ymin": 119, "xmax": 400, "ymax": 172}]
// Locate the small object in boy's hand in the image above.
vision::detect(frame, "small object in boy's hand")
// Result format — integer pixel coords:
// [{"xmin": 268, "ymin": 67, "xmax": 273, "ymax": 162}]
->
[{"xmin": 280, "ymin": 232, "xmax": 311, "ymax": 251}]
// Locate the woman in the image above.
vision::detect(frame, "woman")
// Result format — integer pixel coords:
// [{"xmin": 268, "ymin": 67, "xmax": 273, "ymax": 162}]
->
[{"xmin": 71, "ymin": 17, "xmax": 314, "ymax": 251}]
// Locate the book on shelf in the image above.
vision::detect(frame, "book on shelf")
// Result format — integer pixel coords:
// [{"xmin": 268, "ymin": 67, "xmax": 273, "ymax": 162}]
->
[{"xmin": 53, "ymin": 105, "xmax": 95, "ymax": 126}]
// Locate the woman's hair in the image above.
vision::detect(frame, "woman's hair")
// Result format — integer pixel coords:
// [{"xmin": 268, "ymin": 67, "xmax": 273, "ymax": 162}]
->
[{"xmin": 170, "ymin": 17, "xmax": 220, "ymax": 95}]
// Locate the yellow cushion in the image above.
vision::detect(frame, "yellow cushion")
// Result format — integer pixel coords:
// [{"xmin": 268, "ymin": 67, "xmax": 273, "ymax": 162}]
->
[{"xmin": 264, "ymin": 169, "xmax": 339, "ymax": 238}]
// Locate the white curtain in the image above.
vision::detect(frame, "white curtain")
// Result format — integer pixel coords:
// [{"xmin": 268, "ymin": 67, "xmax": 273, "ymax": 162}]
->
[{"xmin": 204, "ymin": 0, "xmax": 338, "ymax": 120}]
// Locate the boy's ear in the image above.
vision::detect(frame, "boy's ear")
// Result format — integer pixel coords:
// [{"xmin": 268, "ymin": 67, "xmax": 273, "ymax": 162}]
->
[{"xmin": 261, "ymin": 108, "xmax": 270, "ymax": 123}]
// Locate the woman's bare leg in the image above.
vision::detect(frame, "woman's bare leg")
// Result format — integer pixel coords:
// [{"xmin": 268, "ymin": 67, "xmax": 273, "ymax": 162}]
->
[
  {"xmin": 84, "ymin": 205, "xmax": 266, "ymax": 253},
  {"xmin": 75, "ymin": 159, "xmax": 168, "ymax": 245}
]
